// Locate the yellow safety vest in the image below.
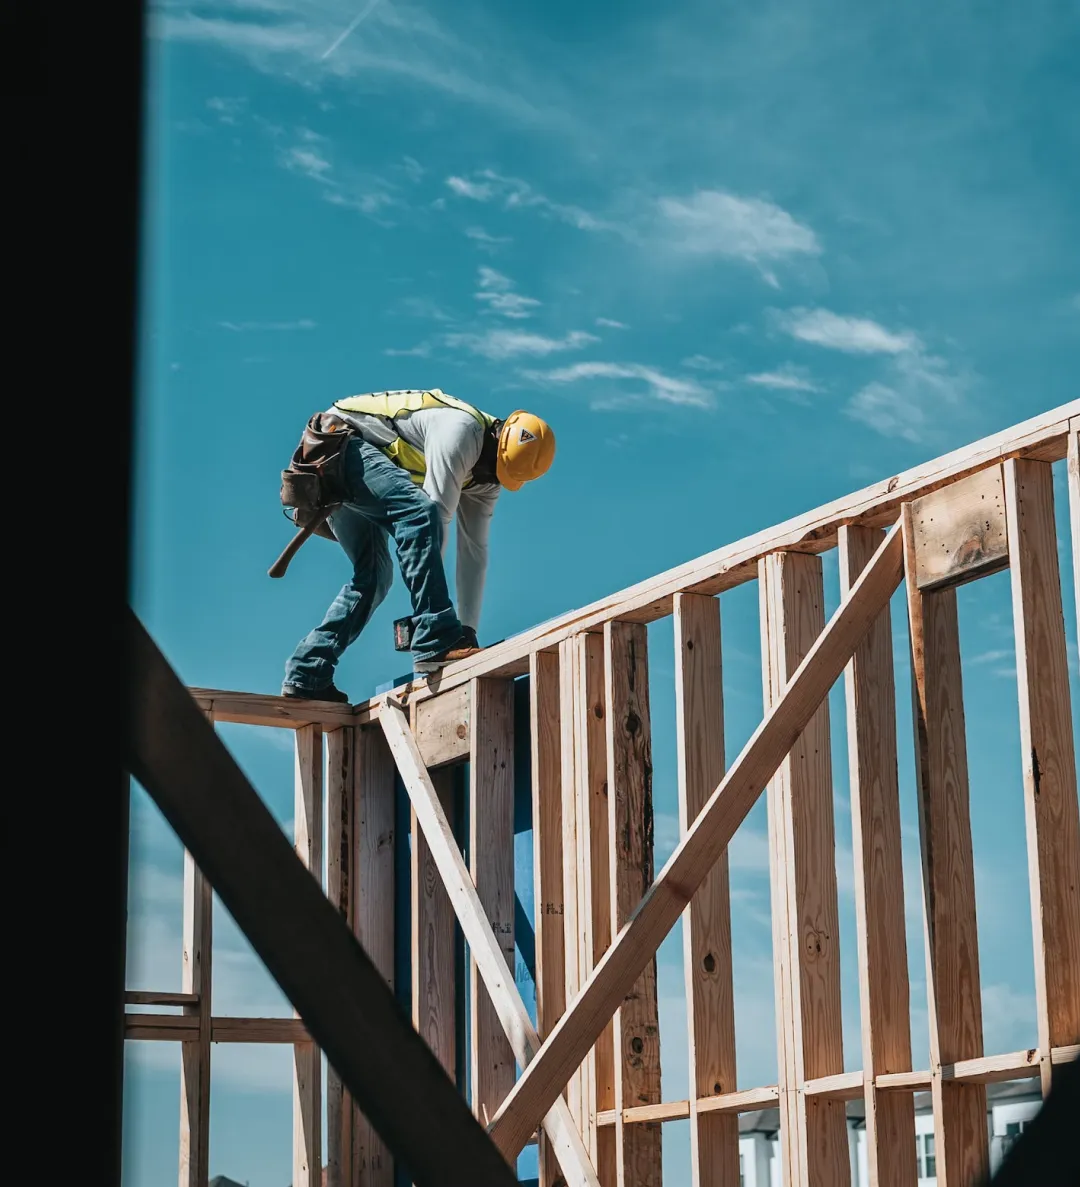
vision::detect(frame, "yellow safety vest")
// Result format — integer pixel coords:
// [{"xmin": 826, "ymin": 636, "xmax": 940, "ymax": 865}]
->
[{"xmin": 333, "ymin": 389, "xmax": 496, "ymax": 486}]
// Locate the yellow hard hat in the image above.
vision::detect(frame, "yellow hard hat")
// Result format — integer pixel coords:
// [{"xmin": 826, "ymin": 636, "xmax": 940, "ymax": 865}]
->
[{"xmin": 496, "ymin": 410, "xmax": 555, "ymax": 491}]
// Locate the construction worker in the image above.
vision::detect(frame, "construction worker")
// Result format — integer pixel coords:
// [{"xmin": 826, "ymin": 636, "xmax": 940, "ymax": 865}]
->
[{"xmin": 281, "ymin": 389, "xmax": 555, "ymax": 702}]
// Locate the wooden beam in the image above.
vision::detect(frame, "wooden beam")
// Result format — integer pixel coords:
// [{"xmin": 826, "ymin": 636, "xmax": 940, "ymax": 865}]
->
[
  {"xmin": 189, "ymin": 688, "xmax": 358, "ymax": 730},
  {"xmin": 359, "ymin": 405, "xmax": 1076, "ymax": 710},
  {"xmin": 212, "ymin": 1018, "xmax": 311, "ymax": 1043},
  {"xmin": 760, "ymin": 552, "xmax": 849, "ymax": 1187},
  {"xmin": 127, "ymin": 1013, "xmax": 200, "ymax": 1041},
  {"xmin": 574, "ymin": 633, "xmax": 615, "ymax": 1178},
  {"xmin": 486, "ymin": 522, "xmax": 905, "ymax": 1159},
  {"xmin": 908, "ymin": 465, "xmax": 1009, "ymax": 590},
  {"xmin": 469, "ymin": 678, "xmax": 517, "ymax": 1125},
  {"xmin": 903, "ymin": 505, "xmax": 989, "ymax": 1187},
  {"xmin": 1004, "ymin": 460, "xmax": 1080, "ymax": 1096},
  {"xmin": 412, "ymin": 760, "xmax": 458, "ymax": 1079},
  {"xmin": 415, "ymin": 684, "xmax": 471, "ymax": 769},
  {"xmin": 126, "ymin": 991, "xmax": 200, "ymax": 1007},
  {"xmin": 605, "ymin": 622, "xmax": 663, "ymax": 1187},
  {"xmin": 597, "ymin": 1085, "xmax": 782, "ymax": 1126},
  {"xmin": 559, "ymin": 637, "xmax": 585, "ymax": 1136},
  {"xmin": 531, "ymin": 650, "xmax": 569, "ymax": 1187},
  {"xmin": 802, "ymin": 1072, "xmax": 865, "ymax": 1101},
  {"xmin": 673, "ymin": 594, "xmax": 738, "ymax": 1187},
  {"xmin": 1069, "ymin": 427, "xmax": 1080, "ymax": 638},
  {"xmin": 354, "ymin": 725, "xmax": 396, "ymax": 1187},
  {"xmin": 839, "ymin": 524, "xmax": 918, "ymax": 1187},
  {"xmin": 128, "ymin": 611, "xmax": 519, "ymax": 1187},
  {"xmin": 179, "ymin": 703, "xmax": 213, "ymax": 1187},
  {"xmin": 326, "ymin": 727, "xmax": 355, "ymax": 1187},
  {"xmin": 377, "ymin": 698, "xmax": 601, "ymax": 1187},
  {"xmin": 294, "ymin": 725, "xmax": 324, "ymax": 1187}
]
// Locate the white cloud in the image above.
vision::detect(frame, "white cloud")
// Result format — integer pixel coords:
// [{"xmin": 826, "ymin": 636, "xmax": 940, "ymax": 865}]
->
[
  {"xmin": 219, "ymin": 319, "xmax": 316, "ymax": 332},
  {"xmin": 447, "ymin": 175, "xmax": 494, "ymax": 200},
  {"xmin": 465, "ymin": 226, "xmax": 511, "ymax": 247},
  {"xmin": 745, "ymin": 364, "xmax": 820, "ymax": 393},
  {"xmin": 280, "ymin": 144, "xmax": 333, "ymax": 182},
  {"xmin": 447, "ymin": 169, "xmax": 615, "ymax": 234},
  {"xmin": 445, "ymin": 328, "xmax": 597, "ymax": 360},
  {"xmin": 474, "ymin": 267, "xmax": 540, "ymax": 319},
  {"xmin": 682, "ymin": 354, "xmax": 725, "ymax": 371},
  {"xmin": 206, "ymin": 95, "xmax": 246, "ymax": 124},
  {"xmin": 595, "ymin": 317, "xmax": 628, "ymax": 329},
  {"xmin": 524, "ymin": 360, "xmax": 713, "ymax": 408},
  {"xmin": 384, "ymin": 342, "xmax": 432, "ymax": 357},
  {"xmin": 658, "ymin": 190, "xmax": 820, "ymax": 266},
  {"xmin": 846, "ymin": 382, "xmax": 925, "ymax": 442},
  {"xmin": 781, "ymin": 307, "xmax": 920, "ymax": 354},
  {"xmin": 401, "ymin": 155, "xmax": 424, "ymax": 182}
]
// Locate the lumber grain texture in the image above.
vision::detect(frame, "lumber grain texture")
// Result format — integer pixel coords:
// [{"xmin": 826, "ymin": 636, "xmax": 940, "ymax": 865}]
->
[
  {"xmin": 839, "ymin": 526, "xmax": 917, "ymax": 1187},
  {"xmin": 470, "ymin": 679, "xmax": 517, "ymax": 1124},
  {"xmin": 1004, "ymin": 460, "xmax": 1080, "ymax": 1095},
  {"xmin": 293, "ymin": 724, "xmax": 324, "ymax": 1187},
  {"xmin": 903, "ymin": 506, "xmax": 989, "ymax": 1187},
  {"xmin": 761, "ymin": 553, "xmax": 849, "ymax": 1187},
  {"xmin": 326, "ymin": 727, "xmax": 356, "ymax": 1187},
  {"xmin": 354, "ymin": 726, "xmax": 396, "ymax": 1186},
  {"xmin": 531, "ymin": 650, "xmax": 569, "ymax": 1187},
  {"xmin": 673, "ymin": 594, "xmax": 739, "ymax": 1187},
  {"xmin": 605, "ymin": 622, "xmax": 662, "ymax": 1186}
]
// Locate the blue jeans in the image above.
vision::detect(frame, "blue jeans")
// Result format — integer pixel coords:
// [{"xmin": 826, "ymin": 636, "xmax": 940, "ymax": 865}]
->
[{"xmin": 283, "ymin": 437, "xmax": 463, "ymax": 692}]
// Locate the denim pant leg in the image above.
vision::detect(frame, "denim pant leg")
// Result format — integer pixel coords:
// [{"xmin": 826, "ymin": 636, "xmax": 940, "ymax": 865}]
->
[
  {"xmin": 334, "ymin": 439, "xmax": 462, "ymax": 660},
  {"xmin": 282, "ymin": 504, "xmax": 394, "ymax": 692}
]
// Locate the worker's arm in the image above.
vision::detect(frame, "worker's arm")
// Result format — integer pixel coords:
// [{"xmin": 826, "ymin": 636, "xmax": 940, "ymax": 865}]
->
[
  {"xmin": 415, "ymin": 409, "xmax": 483, "ymax": 536},
  {"xmin": 455, "ymin": 484, "xmax": 499, "ymax": 632}
]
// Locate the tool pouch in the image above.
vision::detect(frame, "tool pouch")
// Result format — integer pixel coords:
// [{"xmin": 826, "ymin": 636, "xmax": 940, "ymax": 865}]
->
[{"xmin": 280, "ymin": 413, "xmax": 355, "ymax": 541}]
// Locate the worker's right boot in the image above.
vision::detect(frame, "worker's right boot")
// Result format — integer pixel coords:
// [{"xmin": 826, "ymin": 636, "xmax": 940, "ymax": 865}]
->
[{"xmin": 413, "ymin": 628, "xmax": 481, "ymax": 673}]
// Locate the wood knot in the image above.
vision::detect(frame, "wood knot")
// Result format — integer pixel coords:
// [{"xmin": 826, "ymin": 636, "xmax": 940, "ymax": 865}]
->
[
  {"xmin": 702, "ymin": 951, "xmax": 716, "ymax": 974},
  {"xmin": 804, "ymin": 928, "xmax": 827, "ymax": 959},
  {"xmin": 456, "ymin": 723, "xmax": 467, "ymax": 739},
  {"xmin": 630, "ymin": 1037, "xmax": 644, "ymax": 1055},
  {"xmin": 626, "ymin": 709, "xmax": 641, "ymax": 736},
  {"xmin": 593, "ymin": 703, "xmax": 604, "ymax": 719}
]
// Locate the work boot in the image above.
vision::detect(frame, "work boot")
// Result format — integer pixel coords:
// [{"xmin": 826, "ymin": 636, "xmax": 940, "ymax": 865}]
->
[
  {"xmin": 414, "ymin": 629, "xmax": 482, "ymax": 674},
  {"xmin": 281, "ymin": 682, "xmax": 351, "ymax": 704}
]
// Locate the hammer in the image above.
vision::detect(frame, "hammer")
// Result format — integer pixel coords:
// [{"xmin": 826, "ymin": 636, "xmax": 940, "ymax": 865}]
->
[{"xmin": 268, "ymin": 508, "xmax": 333, "ymax": 579}]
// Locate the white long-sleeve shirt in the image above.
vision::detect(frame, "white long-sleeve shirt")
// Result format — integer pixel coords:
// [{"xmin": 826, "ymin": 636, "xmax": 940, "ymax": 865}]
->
[{"xmin": 328, "ymin": 403, "xmax": 500, "ymax": 631}]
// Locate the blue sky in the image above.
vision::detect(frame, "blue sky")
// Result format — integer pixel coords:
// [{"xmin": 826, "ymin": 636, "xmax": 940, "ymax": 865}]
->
[{"xmin": 126, "ymin": 2, "xmax": 1079, "ymax": 1184}]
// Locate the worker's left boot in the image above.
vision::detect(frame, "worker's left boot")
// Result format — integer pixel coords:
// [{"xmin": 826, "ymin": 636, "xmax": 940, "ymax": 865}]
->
[{"xmin": 281, "ymin": 682, "xmax": 351, "ymax": 704}]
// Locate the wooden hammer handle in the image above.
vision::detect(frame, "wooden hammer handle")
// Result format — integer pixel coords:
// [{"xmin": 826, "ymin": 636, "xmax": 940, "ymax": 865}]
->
[{"xmin": 268, "ymin": 508, "xmax": 332, "ymax": 579}]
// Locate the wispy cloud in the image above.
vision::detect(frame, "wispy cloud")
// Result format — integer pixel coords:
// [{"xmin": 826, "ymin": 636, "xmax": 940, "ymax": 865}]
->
[
  {"xmin": 595, "ymin": 317, "xmax": 628, "ymax": 329},
  {"xmin": 446, "ymin": 169, "xmax": 617, "ymax": 234},
  {"xmin": 445, "ymin": 328, "xmax": 597, "ymax": 361},
  {"xmin": 219, "ymin": 318, "xmax": 316, "ymax": 332},
  {"xmin": 657, "ymin": 189, "xmax": 820, "ymax": 283},
  {"xmin": 847, "ymin": 349, "xmax": 968, "ymax": 443},
  {"xmin": 447, "ymin": 175, "xmax": 494, "ymax": 200},
  {"xmin": 474, "ymin": 267, "xmax": 540, "ymax": 319},
  {"xmin": 465, "ymin": 226, "xmax": 511, "ymax": 249},
  {"xmin": 745, "ymin": 363, "xmax": 820, "ymax": 393},
  {"xmin": 682, "ymin": 354, "xmax": 726, "ymax": 371},
  {"xmin": 280, "ymin": 143, "xmax": 333, "ymax": 182},
  {"xmin": 523, "ymin": 361, "xmax": 714, "ymax": 408},
  {"xmin": 384, "ymin": 342, "xmax": 432, "ymax": 357},
  {"xmin": 205, "ymin": 95, "xmax": 246, "ymax": 124},
  {"xmin": 275, "ymin": 132, "xmax": 398, "ymax": 222},
  {"xmin": 780, "ymin": 307, "xmax": 920, "ymax": 354}
]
